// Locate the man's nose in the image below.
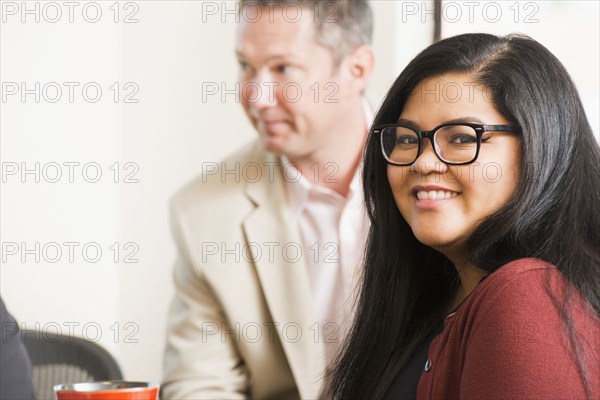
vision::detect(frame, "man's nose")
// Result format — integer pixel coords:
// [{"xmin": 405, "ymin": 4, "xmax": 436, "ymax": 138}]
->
[{"xmin": 244, "ymin": 73, "xmax": 277, "ymax": 109}]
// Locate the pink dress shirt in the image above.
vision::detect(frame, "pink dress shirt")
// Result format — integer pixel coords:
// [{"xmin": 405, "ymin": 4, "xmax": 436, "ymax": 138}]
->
[{"xmin": 282, "ymin": 159, "xmax": 369, "ymax": 363}]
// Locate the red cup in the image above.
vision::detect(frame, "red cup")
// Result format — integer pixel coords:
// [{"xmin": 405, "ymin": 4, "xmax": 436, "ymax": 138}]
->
[{"xmin": 54, "ymin": 381, "xmax": 159, "ymax": 400}]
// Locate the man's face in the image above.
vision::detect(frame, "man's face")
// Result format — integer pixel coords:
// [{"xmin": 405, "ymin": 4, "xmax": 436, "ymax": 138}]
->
[{"xmin": 235, "ymin": 7, "xmax": 353, "ymax": 161}]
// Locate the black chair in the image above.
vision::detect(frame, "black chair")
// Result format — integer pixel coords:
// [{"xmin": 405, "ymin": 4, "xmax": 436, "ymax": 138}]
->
[{"xmin": 22, "ymin": 329, "xmax": 123, "ymax": 400}]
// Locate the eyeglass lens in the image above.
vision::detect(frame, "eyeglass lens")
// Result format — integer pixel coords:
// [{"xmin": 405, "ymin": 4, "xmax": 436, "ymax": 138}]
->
[{"xmin": 382, "ymin": 125, "xmax": 479, "ymax": 164}]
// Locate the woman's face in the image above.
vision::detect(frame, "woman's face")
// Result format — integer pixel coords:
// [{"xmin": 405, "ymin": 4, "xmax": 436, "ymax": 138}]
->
[{"xmin": 387, "ymin": 73, "xmax": 521, "ymax": 256}]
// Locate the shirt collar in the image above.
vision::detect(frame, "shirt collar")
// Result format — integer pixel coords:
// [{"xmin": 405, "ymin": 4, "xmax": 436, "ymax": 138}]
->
[{"xmin": 282, "ymin": 98, "xmax": 372, "ymax": 216}]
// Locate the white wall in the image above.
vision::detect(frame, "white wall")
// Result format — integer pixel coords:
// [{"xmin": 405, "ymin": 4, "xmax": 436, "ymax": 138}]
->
[
  {"xmin": 1, "ymin": 0, "xmax": 597, "ymax": 385},
  {"xmin": 440, "ymin": 0, "xmax": 600, "ymax": 137},
  {"xmin": 1, "ymin": 2, "xmax": 122, "ymax": 359}
]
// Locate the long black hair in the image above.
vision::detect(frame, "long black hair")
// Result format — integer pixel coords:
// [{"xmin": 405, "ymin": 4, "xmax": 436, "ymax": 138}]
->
[{"xmin": 324, "ymin": 33, "xmax": 600, "ymax": 399}]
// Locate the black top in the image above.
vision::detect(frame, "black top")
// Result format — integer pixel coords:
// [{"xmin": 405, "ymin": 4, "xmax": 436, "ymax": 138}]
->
[
  {"xmin": 0, "ymin": 297, "xmax": 36, "ymax": 400},
  {"xmin": 384, "ymin": 276, "xmax": 490, "ymax": 399},
  {"xmin": 383, "ymin": 324, "xmax": 443, "ymax": 400}
]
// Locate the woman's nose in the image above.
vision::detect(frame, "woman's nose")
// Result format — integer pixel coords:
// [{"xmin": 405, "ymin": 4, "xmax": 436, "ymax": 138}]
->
[{"xmin": 411, "ymin": 139, "xmax": 447, "ymax": 174}]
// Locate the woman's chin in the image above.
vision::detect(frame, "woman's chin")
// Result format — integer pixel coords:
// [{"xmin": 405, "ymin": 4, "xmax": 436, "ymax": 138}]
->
[{"xmin": 413, "ymin": 231, "xmax": 460, "ymax": 252}]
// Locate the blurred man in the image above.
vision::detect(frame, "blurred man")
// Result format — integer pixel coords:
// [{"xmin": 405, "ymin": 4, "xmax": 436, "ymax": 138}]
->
[{"xmin": 162, "ymin": 1, "xmax": 374, "ymax": 398}]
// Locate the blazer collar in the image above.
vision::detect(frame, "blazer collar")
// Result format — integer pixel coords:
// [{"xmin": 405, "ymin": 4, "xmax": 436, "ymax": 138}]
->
[{"xmin": 242, "ymin": 144, "xmax": 325, "ymax": 399}]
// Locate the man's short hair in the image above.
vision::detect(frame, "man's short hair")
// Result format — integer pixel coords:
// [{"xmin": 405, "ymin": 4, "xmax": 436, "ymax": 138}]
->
[{"xmin": 239, "ymin": 0, "xmax": 373, "ymax": 65}]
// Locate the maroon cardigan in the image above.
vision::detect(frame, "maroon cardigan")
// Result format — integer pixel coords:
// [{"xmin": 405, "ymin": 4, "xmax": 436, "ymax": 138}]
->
[{"xmin": 417, "ymin": 258, "xmax": 600, "ymax": 399}]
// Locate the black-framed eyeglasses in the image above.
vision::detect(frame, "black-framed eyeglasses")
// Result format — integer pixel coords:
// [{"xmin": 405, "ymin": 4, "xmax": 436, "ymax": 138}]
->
[{"xmin": 374, "ymin": 123, "xmax": 520, "ymax": 166}]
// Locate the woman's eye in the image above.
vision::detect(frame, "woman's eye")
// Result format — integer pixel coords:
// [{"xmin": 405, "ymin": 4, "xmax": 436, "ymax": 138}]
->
[
  {"xmin": 396, "ymin": 136, "xmax": 418, "ymax": 145},
  {"xmin": 275, "ymin": 65, "xmax": 290, "ymax": 74},
  {"xmin": 449, "ymin": 134, "xmax": 477, "ymax": 144}
]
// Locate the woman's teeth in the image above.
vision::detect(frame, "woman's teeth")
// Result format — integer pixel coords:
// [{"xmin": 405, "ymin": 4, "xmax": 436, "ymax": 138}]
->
[{"xmin": 416, "ymin": 190, "xmax": 458, "ymax": 200}]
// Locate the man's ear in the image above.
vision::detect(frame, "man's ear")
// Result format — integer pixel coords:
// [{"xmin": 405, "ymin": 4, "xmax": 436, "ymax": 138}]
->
[{"xmin": 344, "ymin": 45, "xmax": 375, "ymax": 94}]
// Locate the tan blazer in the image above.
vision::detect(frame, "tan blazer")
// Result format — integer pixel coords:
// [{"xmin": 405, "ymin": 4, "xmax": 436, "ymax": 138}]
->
[{"xmin": 162, "ymin": 140, "xmax": 326, "ymax": 399}]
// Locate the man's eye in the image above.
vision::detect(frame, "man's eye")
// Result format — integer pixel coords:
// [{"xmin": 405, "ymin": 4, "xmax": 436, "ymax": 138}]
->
[
  {"xmin": 275, "ymin": 65, "xmax": 290, "ymax": 74},
  {"xmin": 238, "ymin": 60, "xmax": 249, "ymax": 71}
]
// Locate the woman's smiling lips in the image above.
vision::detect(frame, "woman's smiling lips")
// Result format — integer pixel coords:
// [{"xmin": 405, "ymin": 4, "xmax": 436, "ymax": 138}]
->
[{"xmin": 411, "ymin": 185, "xmax": 460, "ymax": 209}]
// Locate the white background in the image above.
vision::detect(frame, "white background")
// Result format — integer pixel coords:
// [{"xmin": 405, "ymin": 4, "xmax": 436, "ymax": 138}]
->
[{"xmin": 1, "ymin": 0, "xmax": 598, "ymax": 384}]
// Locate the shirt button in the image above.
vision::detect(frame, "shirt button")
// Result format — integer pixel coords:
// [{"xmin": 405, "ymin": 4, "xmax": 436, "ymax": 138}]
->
[{"xmin": 424, "ymin": 359, "xmax": 432, "ymax": 372}]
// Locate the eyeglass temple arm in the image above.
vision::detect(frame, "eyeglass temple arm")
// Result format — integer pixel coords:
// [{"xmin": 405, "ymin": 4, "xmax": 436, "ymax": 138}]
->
[{"xmin": 482, "ymin": 125, "xmax": 520, "ymax": 133}]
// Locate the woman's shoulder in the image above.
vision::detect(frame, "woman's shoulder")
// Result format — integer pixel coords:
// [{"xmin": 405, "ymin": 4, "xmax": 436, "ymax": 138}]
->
[
  {"xmin": 452, "ymin": 258, "xmax": 600, "ymax": 398},
  {"xmin": 472, "ymin": 257, "xmax": 571, "ymax": 309},
  {"xmin": 483, "ymin": 257, "xmax": 557, "ymax": 284},
  {"xmin": 458, "ymin": 257, "xmax": 599, "ymax": 338}
]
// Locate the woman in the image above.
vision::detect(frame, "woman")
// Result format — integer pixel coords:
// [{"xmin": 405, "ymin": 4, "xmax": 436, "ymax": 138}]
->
[{"xmin": 324, "ymin": 33, "xmax": 600, "ymax": 399}]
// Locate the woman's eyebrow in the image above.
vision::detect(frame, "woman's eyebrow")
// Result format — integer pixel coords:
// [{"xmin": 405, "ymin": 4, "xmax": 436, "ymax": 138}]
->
[
  {"xmin": 395, "ymin": 116, "xmax": 486, "ymax": 128},
  {"xmin": 396, "ymin": 118, "xmax": 418, "ymax": 129},
  {"xmin": 444, "ymin": 117, "xmax": 485, "ymax": 124}
]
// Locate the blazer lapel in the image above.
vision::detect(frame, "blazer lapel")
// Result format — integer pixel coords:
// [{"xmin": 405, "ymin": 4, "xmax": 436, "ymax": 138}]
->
[{"xmin": 242, "ymin": 149, "xmax": 325, "ymax": 399}]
